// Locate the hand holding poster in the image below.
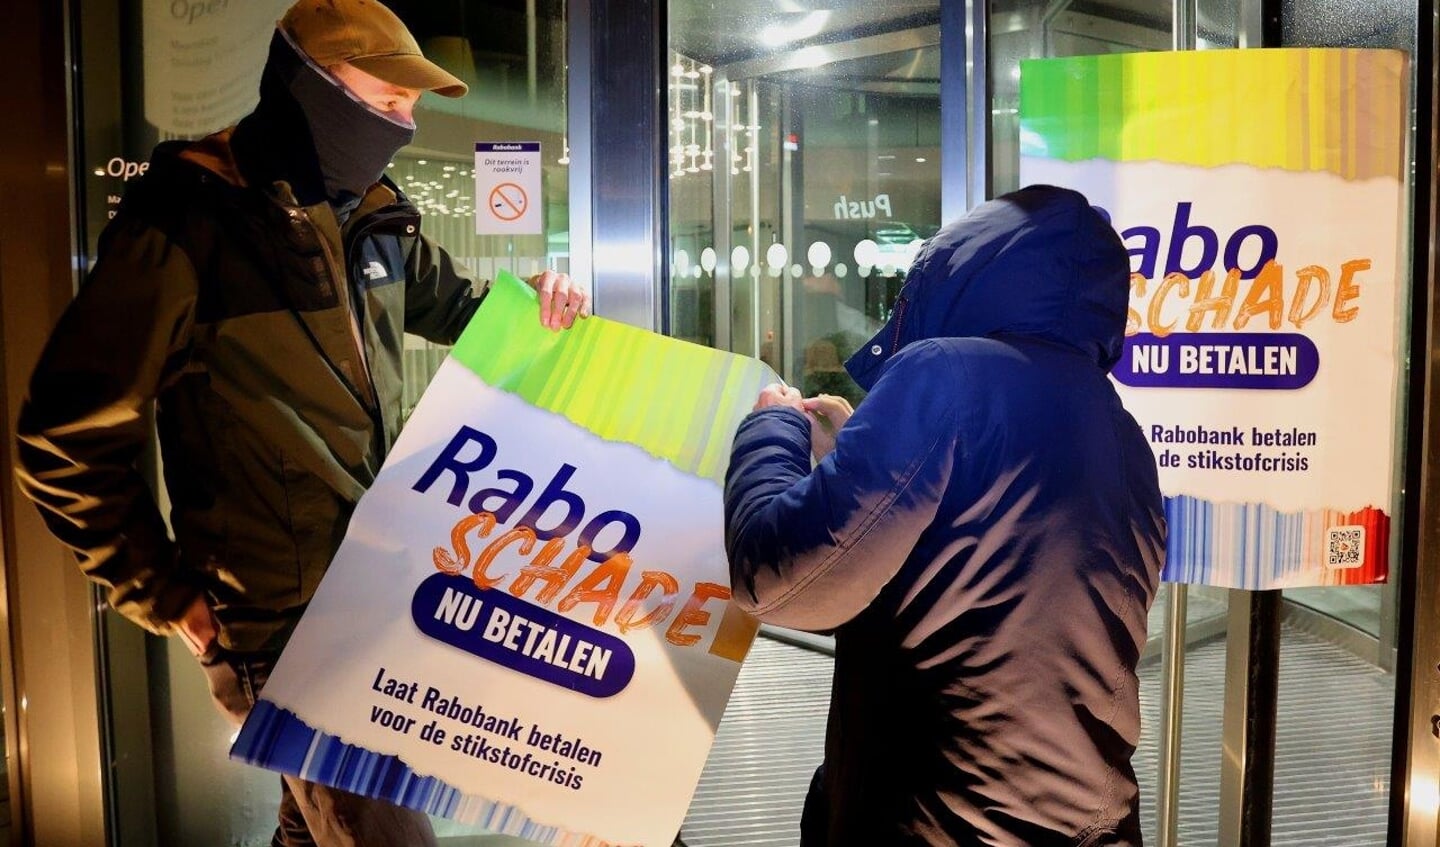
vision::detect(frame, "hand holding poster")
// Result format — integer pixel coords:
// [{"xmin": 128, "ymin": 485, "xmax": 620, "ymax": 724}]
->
[
  {"xmin": 1020, "ymin": 48, "xmax": 1408, "ymax": 588},
  {"xmin": 232, "ymin": 271, "xmax": 774, "ymax": 845}
]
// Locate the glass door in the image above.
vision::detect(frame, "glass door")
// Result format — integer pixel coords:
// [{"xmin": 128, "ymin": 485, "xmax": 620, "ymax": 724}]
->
[
  {"xmin": 671, "ymin": 33, "xmax": 941, "ymax": 403},
  {"xmin": 666, "ymin": 4, "xmax": 942, "ymax": 842}
]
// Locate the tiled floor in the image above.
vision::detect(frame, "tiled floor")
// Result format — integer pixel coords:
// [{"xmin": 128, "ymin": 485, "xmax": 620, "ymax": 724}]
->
[
  {"xmin": 681, "ymin": 614, "xmax": 1394, "ymax": 847},
  {"xmin": 1284, "ymin": 585, "xmax": 1385, "ymax": 638}
]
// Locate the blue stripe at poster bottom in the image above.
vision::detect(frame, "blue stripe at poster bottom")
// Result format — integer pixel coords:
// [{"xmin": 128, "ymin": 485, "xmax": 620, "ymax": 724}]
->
[
  {"xmin": 1161, "ymin": 495, "xmax": 1389, "ymax": 588},
  {"xmin": 231, "ymin": 700, "xmax": 619, "ymax": 846}
]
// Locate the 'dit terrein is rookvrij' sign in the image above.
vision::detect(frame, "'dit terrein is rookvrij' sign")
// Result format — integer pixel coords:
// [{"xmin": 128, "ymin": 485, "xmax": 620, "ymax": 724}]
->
[
  {"xmin": 232, "ymin": 271, "xmax": 774, "ymax": 846},
  {"xmin": 1020, "ymin": 49, "xmax": 1408, "ymax": 588}
]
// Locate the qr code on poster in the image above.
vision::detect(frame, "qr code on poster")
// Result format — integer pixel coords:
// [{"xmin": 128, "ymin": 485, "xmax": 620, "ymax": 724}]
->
[{"xmin": 1326, "ymin": 526, "xmax": 1365, "ymax": 569}]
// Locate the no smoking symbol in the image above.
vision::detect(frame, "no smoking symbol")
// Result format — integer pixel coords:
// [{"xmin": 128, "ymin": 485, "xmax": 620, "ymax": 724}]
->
[{"xmin": 489, "ymin": 182, "xmax": 528, "ymax": 222}]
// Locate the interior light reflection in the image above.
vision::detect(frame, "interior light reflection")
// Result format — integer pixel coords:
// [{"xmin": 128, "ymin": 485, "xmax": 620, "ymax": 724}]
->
[{"xmin": 758, "ymin": 11, "xmax": 831, "ymax": 47}]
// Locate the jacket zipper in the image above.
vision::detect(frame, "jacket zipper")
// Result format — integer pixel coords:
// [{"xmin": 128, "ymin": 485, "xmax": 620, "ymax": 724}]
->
[
  {"xmin": 297, "ymin": 208, "xmax": 378, "ymax": 412},
  {"xmin": 889, "ymin": 296, "xmax": 909, "ymax": 354},
  {"xmin": 343, "ymin": 205, "xmax": 421, "ymax": 439}
]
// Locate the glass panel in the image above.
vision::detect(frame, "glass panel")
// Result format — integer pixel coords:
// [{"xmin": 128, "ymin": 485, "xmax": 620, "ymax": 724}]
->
[
  {"xmin": 73, "ymin": 2, "xmax": 567, "ymax": 844},
  {"xmin": 386, "ymin": 0, "xmax": 571, "ymax": 417},
  {"xmin": 669, "ymin": 4, "xmax": 941, "ymax": 391},
  {"xmin": 668, "ymin": 2, "xmax": 940, "ymax": 843},
  {"xmin": 667, "ymin": 53, "xmax": 717, "ymax": 349}
]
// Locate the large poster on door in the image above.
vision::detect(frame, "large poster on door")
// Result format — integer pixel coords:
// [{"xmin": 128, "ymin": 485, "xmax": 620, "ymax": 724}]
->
[
  {"xmin": 231, "ymin": 271, "xmax": 772, "ymax": 846},
  {"xmin": 1020, "ymin": 49, "xmax": 1408, "ymax": 588}
]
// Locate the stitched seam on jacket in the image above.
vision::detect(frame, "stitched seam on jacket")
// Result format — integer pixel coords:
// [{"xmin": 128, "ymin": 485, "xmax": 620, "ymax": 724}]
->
[
  {"xmin": 1090, "ymin": 393, "xmax": 1144, "ymax": 832},
  {"xmin": 1073, "ymin": 819, "xmax": 1122, "ymax": 847},
  {"xmin": 889, "ymin": 296, "xmax": 908, "ymax": 354}
]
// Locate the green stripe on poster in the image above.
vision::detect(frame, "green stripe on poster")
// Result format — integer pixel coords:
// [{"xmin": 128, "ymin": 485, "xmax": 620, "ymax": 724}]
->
[{"xmin": 450, "ymin": 271, "xmax": 775, "ymax": 483}]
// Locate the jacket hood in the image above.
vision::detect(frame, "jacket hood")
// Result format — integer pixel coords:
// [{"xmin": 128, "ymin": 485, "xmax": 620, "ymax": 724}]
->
[{"xmin": 844, "ymin": 185, "xmax": 1129, "ymax": 390}]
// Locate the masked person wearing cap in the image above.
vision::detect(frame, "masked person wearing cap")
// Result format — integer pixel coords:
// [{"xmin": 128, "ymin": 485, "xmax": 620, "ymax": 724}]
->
[
  {"xmin": 724, "ymin": 186, "xmax": 1166, "ymax": 846},
  {"xmin": 14, "ymin": 2, "xmax": 589, "ymax": 845}
]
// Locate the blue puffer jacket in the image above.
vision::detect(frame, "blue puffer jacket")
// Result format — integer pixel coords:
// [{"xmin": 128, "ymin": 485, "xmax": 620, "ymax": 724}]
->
[{"xmin": 725, "ymin": 185, "xmax": 1166, "ymax": 847}]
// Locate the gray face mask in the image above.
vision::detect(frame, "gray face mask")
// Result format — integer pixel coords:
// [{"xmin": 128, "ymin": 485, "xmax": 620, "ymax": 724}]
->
[{"xmin": 255, "ymin": 30, "xmax": 415, "ymax": 209}]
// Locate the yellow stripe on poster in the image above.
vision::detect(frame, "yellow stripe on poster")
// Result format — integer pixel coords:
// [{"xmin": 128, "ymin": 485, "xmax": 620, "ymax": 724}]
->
[{"xmin": 1021, "ymin": 49, "xmax": 1407, "ymax": 181}]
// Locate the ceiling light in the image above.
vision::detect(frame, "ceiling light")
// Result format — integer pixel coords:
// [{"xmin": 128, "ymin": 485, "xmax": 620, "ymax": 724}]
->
[{"xmin": 758, "ymin": 11, "xmax": 830, "ymax": 47}]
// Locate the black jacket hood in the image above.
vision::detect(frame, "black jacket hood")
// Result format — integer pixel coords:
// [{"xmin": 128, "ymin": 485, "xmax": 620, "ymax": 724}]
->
[{"xmin": 845, "ymin": 184, "xmax": 1130, "ymax": 390}]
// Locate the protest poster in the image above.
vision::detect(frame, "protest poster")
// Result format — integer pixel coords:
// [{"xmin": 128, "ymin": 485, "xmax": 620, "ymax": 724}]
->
[
  {"xmin": 1020, "ymin": 49, "xmax": 1408, "ymax": 588},
  {"xmin": 232, "ymin": 271, "xmax": 774, "ymax": 846}
]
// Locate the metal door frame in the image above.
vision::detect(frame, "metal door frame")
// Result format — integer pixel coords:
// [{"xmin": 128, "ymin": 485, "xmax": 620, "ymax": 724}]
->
[
  {"xmin": 1392, "ymin": 0, "xmax": 1440, "ymax": 841},
  {"xmin": 0, "ymin": 0, "xmax": 110, "ymax": 844}
]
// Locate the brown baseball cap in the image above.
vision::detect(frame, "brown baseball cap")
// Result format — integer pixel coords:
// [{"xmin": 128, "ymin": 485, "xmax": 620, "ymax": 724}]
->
[{"xmin": 281, "ymin": 0, "xmax": 468, "ymax": 98}]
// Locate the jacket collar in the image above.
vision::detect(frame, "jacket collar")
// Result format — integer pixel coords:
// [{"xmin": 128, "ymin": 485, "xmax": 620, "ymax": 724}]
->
[{"xmin": 169, "ymin": 129, "xmax": 413, "ymax": 226}]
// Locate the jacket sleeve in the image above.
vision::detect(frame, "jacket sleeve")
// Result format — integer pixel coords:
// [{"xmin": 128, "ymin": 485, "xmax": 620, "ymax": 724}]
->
[
  {"xmin": 403, "ymin": 233, "xmax": 489, "ymax": 345},
  {"xmin": 724, "ymin": 341, "xmax": 961, "ymax": 631},
  {"xmin": 15, "ymin": 218, "xmax": 202, "ymax": 635}
]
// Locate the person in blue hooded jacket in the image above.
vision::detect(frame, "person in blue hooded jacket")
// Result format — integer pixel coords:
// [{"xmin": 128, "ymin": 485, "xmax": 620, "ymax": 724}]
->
[{"xmin": 724, "ymin": 185, "xmax": 1167, "ymax": 847}]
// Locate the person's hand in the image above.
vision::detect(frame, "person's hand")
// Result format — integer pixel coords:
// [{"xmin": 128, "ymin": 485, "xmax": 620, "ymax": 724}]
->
[
  {"xmin": 527, "ymin": 270, "xmax": 591, "ymax": 331},
  {"xmin": 754, "ymin": 383, "xmax": 804, "ymax": 414},
  {"xmin": 176, "ymin": 594, "xmax": 219, "ymax": 657},
  {"xmin": 802, "ymin": 393, "xmax": 854, "ymax": 462}
]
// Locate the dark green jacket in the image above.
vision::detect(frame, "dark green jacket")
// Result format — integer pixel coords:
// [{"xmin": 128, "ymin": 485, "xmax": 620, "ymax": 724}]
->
[{"xmin": 16, "ymin": 130, "xmax": 485, "ymax": 651}]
